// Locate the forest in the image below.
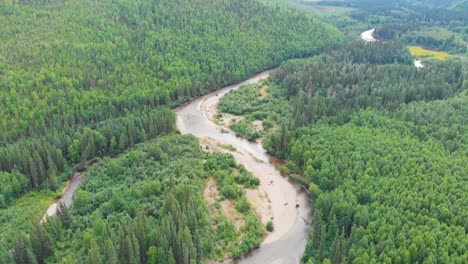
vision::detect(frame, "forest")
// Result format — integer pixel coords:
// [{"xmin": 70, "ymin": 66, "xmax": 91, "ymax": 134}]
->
[
  {"xmin": 218, "ymin": 41, "xmax": 467, "ymax": 263},
  {"xmin": 1, "ymin": 135, "xmax": 264, "ymax": 263},
  {"xmin": 0, "ymin": 0, "xmax": 343, "ymax": 247},
  {"xmin": 1, "ymin": 0, "xmax": 467, "ymax": 263},
  {"xmin": 0, "ymin": 0, "xmax": 342, "ymax": 195},
  {"xmin": 295, "ymin": 0, "xmax": 467, "ymax": 57}
]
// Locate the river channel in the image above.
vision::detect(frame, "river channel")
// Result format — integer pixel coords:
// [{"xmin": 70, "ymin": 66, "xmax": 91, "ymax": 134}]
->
[
  {"xmin": 41, "ymin": 70, "xmax": 313, "ymax": 263},
  {"xmin": 176, "ymin": 70, "xmax": 312, "ymax": 264}
]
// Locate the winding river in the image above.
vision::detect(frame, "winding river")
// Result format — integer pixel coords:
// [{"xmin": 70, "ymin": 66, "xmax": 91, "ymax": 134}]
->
[
  {"xmin": 38, "ymin": 24, "xmax": 425, "ymax": 263},
  {"xmin": 177, "ymin": 71, "xmax": 312, "ymax": 263},
  {"xmin": 41, "ymin": 71, "xmax": 312, "ymax": 262},
  {"xmin": 361, "ymin": 28, "xmax": 424, "ymax": 68},
  {"xmin": 43, "ymin": 27, "xmax": 398, "ymax": 260}
]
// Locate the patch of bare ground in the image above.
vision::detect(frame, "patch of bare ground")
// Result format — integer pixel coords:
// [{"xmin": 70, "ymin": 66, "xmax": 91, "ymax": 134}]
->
[
  {"xmin": 218, "ymin": 113, "xmax": 244, "ymax": 129},
  {"xmin": 221, "ymin": 200, "xmax": 245, "ymax": 231},
  {"xmin": 245, "ymin": 189, "xmax": 272, "ymax": 225},
  {"xmin": 250, "ymin": 120, "xmax": 263, "ymax": 132},
  {"xmin": 231, "ymin": 167, "xmax": 240, "ymax": 175},
  {"xmin": 199, "ymin": 137, "xmax": 232, "ymax": 153},
  {"xmin": 203, "ymin": 178, "xmax": 245, "ymax": 231},
  {"xmin": 258, "ymin": 83, "xmax": 269, "ymax": 99},
  {"xmin": 200, "ymin": 138, "xmax": 273, "ymax": 230},
  {"xmin": 204, "ymin": 178, "xmax": 220, "ymax": 213},
  {"xmin": 203, "ymin": 178, "xmax": 241, "ymax": 263}
]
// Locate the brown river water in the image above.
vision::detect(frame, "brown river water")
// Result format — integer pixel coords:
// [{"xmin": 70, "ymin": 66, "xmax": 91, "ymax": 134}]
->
[{"xmin": 176, "ymin": 70, "xmax": 312, "ymax": 264}]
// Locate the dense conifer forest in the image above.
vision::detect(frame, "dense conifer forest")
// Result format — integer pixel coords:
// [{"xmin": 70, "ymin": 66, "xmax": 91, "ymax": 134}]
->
[
  {"xmin": 218, "ymin": 41, "xmax": 467, "ymax": 263},
  {"xmin": 289, "ymin": 0, "xmax": 467, "ymax": 59},
  {"xmin": 0, "ymin": 1, "xmax": 345, "ymax": 263},
  {"xmin": 1, "ymin": 0, "xmax": 467, "ymax": 263},
  {"xmin": 0, "ymin": 0, "xmax": 341, "ymax": 196},
  {"xmin": 0, "ymin": 0, "xmax": 342, "ymax": 249},
  {"xmin": 1, "ymin": 135, "xmax": 264, "ymax": 263}
]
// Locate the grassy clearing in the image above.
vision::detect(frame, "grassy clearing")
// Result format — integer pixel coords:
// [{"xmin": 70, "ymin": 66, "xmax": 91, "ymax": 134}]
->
[
  {"xmin": 408, "ymin": 46, "xmax": 451, "ymax": 60},
  {"xmin": 259, "ymin": 0, "xmax": 354, "ymax": 17},
  {"xmin": 258, "ymin": 84, "xmax": 270, "ymax": 99},
  {"xmin": 449, "ymin": 0, "xmax": 468, "ymax": 11},
  {"xmin": 412, "ymin": 26, "xmax": 468, "ymax": 46},
  {"xmin": 0, "ymin": 190, "xmax": 58, "ymax": 243},
  {"xmin": 416, "ymin": 27, "xmax": 457, "ymax": 40}
]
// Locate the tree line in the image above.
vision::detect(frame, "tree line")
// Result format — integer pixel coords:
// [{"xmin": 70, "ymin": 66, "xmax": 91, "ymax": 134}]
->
[
  {"xmin": 1, "ymin": 135, "xmax": 265, "ymax": 263},
  {"xmin": 0, "ymin": 108, "xmax": 175, "ymax": 206},
  {"xmin": 267, "ymin": 43, "xmax": 463, "ymax": 149},
  {"xmin": 217, "ymin": 40, "xmax": 467, "ymax": 263},
  {"xmin": 0, "ymin": 0, "xmax": 343, "ymax": 207}
]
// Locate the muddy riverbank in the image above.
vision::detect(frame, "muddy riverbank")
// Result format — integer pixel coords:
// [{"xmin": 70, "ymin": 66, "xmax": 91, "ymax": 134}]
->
[
  {"xmin": 41, "ymin": 172, "xmax": 83, "ymax": 223},
  {"xmin": 176, "ymin": 71, "xmax": 312, "ymax": 263}
]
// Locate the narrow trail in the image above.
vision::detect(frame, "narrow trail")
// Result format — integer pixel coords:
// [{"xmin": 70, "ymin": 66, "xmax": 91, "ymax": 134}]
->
[
  {"xmin": 41, "ymin": 172, "xmax": 83, "ymax": 223},
  {"xmin": 176, "ymin": 71, "xmax": 312, "ymax": 263}
]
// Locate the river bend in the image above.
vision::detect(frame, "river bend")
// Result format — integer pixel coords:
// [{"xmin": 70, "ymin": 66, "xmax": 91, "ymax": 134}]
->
[{"xmin": 176, "ymin": 71, "xmax": 312, "ymax": 263}]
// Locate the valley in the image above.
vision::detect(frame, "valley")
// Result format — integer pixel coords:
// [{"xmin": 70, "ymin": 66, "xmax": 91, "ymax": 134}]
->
[
  {"xmin": 0, "ymin": 0, "xmax": 466, "ymax": 263},
  {"xmin": 177, "ymin": 71, "xmax": 312, "ymax": 263}
]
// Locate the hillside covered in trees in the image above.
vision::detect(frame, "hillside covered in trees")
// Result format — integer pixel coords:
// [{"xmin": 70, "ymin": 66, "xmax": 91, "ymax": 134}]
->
[
  {"xmin": 0, "ymin": 0, "xmax": 342, "ymax": 193},
  {"xmin": 285, "ymin": 0, "xmax": 467, "ymax": 60},
  {"xmin": 2, "ymin": 0, "xmax": 467, "ymax": 263},
  {"xmin": 1, "ymin": 135, "xmax": 265, "ymax": 263},
  {"xmin": 218, "ymin": 41, "xmax": 467, "ymax": 263},
  {"xmin": 0, "ymin": 0, "xmax": 343, "ymax": 245}
]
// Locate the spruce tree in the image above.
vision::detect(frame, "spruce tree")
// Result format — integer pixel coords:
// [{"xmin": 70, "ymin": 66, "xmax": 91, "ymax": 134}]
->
[
  {"xmin": 119, "ymin": 227, "xmax": 131, "ymax": 264},
  {"xmin": 130, "ymin": 233, "xmax": 140, "ymax": 264},
  {"xmin": 12, "ymin": 233, "xmax": 38, "ymax": 264},
  {"xmin": 146, "ymin": 246, "xmax": 158, "ymax": 264},
  {"xmin": 87, "ymin": 240, "xmax": 103, "ymax": 264},
  {"xmin": 28, "ymin": 156, "xmax": 39, "ymax": 189},
  {"xmin": 0, "ymin": 242, "xmax": 15, "ymax": 264},
  {"xmin": 30, "ymin": 224, "xmax": 53, "ymax": 264},
  {"xmin": 57, "ymin": 203, "xmax": 71, "ymax": 228},
  {"xmin": 104, "ymin": 239, "xmax": 118, "ymax": 264}
]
